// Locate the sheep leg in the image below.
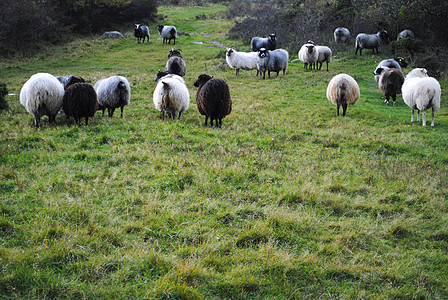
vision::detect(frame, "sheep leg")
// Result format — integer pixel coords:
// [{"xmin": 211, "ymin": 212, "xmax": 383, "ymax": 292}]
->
[
  {"xmin": 218, "ymin": 118, "xmax": 222, "ymax": 128},
  {"xmin": 411, "ymin": 109, "xmax": 414, "ymax": 122},
  {"xmin": 342, "ymin": 104, "xmax": 348, "ymax": 117},
  {"xmin": 204, "ymin": 116, "xmax": 208, "ymax": 126},
  {"xmin": 178, "ymin": 111, "xmax": 182, "ymax": 120},
  {"xmin": 120, "ymin": 106, "xmax": 124, "ymax": 118},
  {"xmin": 173, "ymin": 38, "xmax": 176, "ymax": 45},
  {"xmin": 161, "ymin": 110, "xmax": 165, "ymax": 121},
  {"xmin": 34, "ymin": 116, "xmax": 40, "ymax": 128},
  {"xmin": 385, "ymin": 94, "xmax": 390, "ymax": 105},
  {"xmin": 268, "ymin": 71, "xmax": 271, "ymax": 79},
  {"xmin": 326, "ymin": 62, "xmax": 329, "ymax": 72},
  {"xmin": 422, "ymin": 110, "xmax": 426, "ymax": 126},
  {"xmin": 417, "ymin": 110, "xmax": 420, "ymax": 122},
  {"xmin": 337, "ymin": 104, "xmax": 340, "ymax": 116},
  {"xmin": 283, "ymin": 69, "xmax": 286, "ymax": 76},
  {"xmin": 85, "ymin": 117, "xmax": 89, "ymax": 126},
  {"xmin": 236, "ymin": 69, "xmax": 239, "ymax": 77},
  {"xmin": 109, "ymin": 108, "xmax": 116, "ymax": 118},
  {"xmin": 392, "ymin": 94, "xmax": 397, "ymax": 106},
  {"xmin": 431, "ymin": 108, "xmax": 435, "ymax": 127},
  {"xmin": 102, "ymin": 108, "xmax": 106, "ymax": 117}
]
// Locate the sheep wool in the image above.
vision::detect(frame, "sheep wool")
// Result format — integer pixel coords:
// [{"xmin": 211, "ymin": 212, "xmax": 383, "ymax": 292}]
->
[
  {"xmin": 257, "ymin": 48, "xmax": 289, "ymax": 79},
  {"xmin": 326, "ymin": 74, "xmax": 360, "ymax": 116},
  {"xmin": 158, "ymin": 25, "xmax": 177, "ymax": 45},
  {"xmin": 153, "ymin": 75, "xmax": 189, "ymax": 120},
  {"xmin": 373, "ymin": 57, "xmax": 408, "ymax": 83},
  {"xmin": 134, "ymin": 24, "xmax": 150, "ymax": 44},
  {"xmin": 378, "ymin": 68, "xmax": 405, "ymax": 106},
  {"xmin": 315, "ymin": 45, "xmax": 332, "ymax": 71},
  {"xmin": 250, "ymin": 34, "xmax": 277, "ymax": 52},
  {"xmin": 298, "ymin": 43, "xmax": 318, "ymax": 70},
  {"xmin": 63, "ymin": 76, "xmax": 98, "ymax": 126},
  {"xmin": 355, "ymin": 30, "xmax": 389, "ymax": 55},
  {"xmin": 334, "ymin": 27, "xmax": 350, "ymax": 43},
  {"xmin": 225, "ymin": 48, "xmax": 259, "ymax": 77},
  {"xmin": 94, "ymin": 76, "xmax": 131, "ymax": 118}
]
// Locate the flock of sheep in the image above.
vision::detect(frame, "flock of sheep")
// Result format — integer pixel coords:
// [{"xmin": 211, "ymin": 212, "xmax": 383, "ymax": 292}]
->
[{"xmin": 18, "ymin": 23, "xmax": 442, "ymax": 129}]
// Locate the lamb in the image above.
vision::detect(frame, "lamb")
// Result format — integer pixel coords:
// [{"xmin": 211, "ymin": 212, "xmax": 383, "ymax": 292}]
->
[
  {"xmin": 257, "ymin": 48, "xmax": 289, "ymax": 79},
  {"xmin": 334, "ymin": 27, "xmax": 351, "ymax": 43},
  {"xmin": 165, "ymin": 48, "xmax": 187, "ymax": 77},
  {"xmin": 152, "ymin": 74, "xmax": 189, "ymax": 120},
  {"xmin": 355, "ymin": 30, "xmax": 389, "ymax": 55},
  {"xmin": 63, "ymin": 76, "xmax": 98, "ymax": 126},
  {"xmin": 377, "ymin": 68, "xmax": 405, "ymax": 106},
  {"xmin": 134, "ymin": 24, "xmax": 150, "ymax": 44},
  {"xmin": 225, "ymin": 48, "xmax": 259, "ymax": 77},
  {"xmin": 326, "ymin": 74, "xmax": 360, "ymax": 116},
  {"xmin": 315, "ymin": 45, "xmax": 332, "ymax": 71},
  {"xmin": 298, "ymin": 43, "xmax": 318, "ymax": 70},
  {"xmin": 373, "ymin": 57, "xmax": 408, "ymax": 83},
  {"xmin": 397, "ymin": 29, "xmax": 415, "ymax": 40},
  {"xmin": 158, "ymin": 25, "xmax": 177, "ymax": 45},
  {"xmin": 19, "ymin": 73, "xmax": 64, "ymax": 127},
  {"xmin": 402, "ymin": 68, "xmax": 441, "ymax": 127},
  {"xmin": 194, "ymin": 74, "xmax": 232, "ymax": 128},
  {"xmin": 94, "ymin": 76, "xmax": 131, "ymax": 118},
  {"xmin": 250, "ymin": 34, "xmax": 277, "ymax": 52}
]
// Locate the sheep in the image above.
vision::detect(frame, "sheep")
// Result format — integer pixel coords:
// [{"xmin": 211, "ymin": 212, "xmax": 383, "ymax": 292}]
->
[
  {"xmin": 397, "ymin": 29, "xmax": 415, "ymax": 40},
  {"xmin": 402, "ymin": 68, "xmax": 441, "ymax": 127},
  {"xmin": 134, "ymin": 24, "xmax": 150, "ymax": 44},
  {"xmin": 94, "ymin": 76, "xmax": 131, "ymax": 118},
  {"xmin": 373, "ymin": 57, "xmax": 408, "ymax": 83},
  {"xmin": 63, "ymin": 76, "xmax": 98, "ymax": 126},
  {"xmin": 250, "ymin": 34, "xmax": 277, "ymax": 52},
  {"xmin": 165, "ymin": 48, "xmax": 187, "ymax": 77},
  {"xmin": 334, "ymin": 27, "xmax": 351, "ymax": 43},
  {"xmin": 158, "ymin": 25, "xmax": 177, "ymax": 45},
  {"xmin": 377, "ymin": 68, "xmax": 405, "ymax": 106},
  {"xmin": 326, "ymin": 74, "xmax": 360, "ymax": 117},
  {"xmin": 194, "ymin": 74, "xmax": 232, "ymax": 128},
  {"xmin": 225, "ymin": 48, "xmax": 259, "ymax": 77},
  {"xmin": 256, "ymin": 48, "xmax": 289, "ymax": 79},
  {"xmin": 315, "ymin": 45, "xmax": 332, "ymax": 71},
  {"xmin": 298, "ymin": 43, "xmax": 318, "ymax": 70},
  {"xmin": 19, "ymin": 72, "xmax": 64, "ymax": 127},
  {"xmin": 153, "ymin": 74, "xmax": 189, "ymax": 120},
  {"xmin": 355, "ymin": 30, "xmax": 389, "ymax": 55}
]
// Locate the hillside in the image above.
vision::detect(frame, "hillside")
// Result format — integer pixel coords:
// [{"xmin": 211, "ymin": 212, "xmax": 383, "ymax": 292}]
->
[{"xmin": 1, "ymin": 5, "xmax": 447, "ymax": 299}]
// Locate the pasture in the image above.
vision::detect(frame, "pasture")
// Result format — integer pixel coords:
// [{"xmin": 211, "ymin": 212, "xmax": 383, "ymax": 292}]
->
[{"xmin": 1, "ymin": 5, "xmax": 448, "ymax": 299}]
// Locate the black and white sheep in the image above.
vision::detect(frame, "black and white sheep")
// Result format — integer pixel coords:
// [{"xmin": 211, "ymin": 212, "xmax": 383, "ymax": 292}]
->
[
  {"xmin": 355, "ymin": 30, "xmax": 389, "ymax": 55},
  {"xmin": 257, "ymin": 48, "xmax": 289, "ymax": 79},
  {"xmin": 134, "ymin": 24, "xmax": 150, "ymax": 44},
  {"xmin": 194, "ymin": 74, "xmax": 232, "ymax": 128},
  {"xmin": 158, "ymin": 25, "xmax": 177, "ymax": 45},
  {"xmin": 63, "ymin": 76, "xmax": 98, "ymax": 126},
  {"xmin": 402, "ymin": 68, "xmax": 441, "ymax": 127},
  {"xmin": 373, "ymin": 57, "xmax": 408, "ymax": 83},
  {"xmin": 298, "ymin": 43, "xmax": 318, "ymax": 70},
  {"xmin": 315, "ymin": 45, "xmax": 332, "ymax": 71},
  {"xmin": 334, "ymin": 27, "xmax": 351, "ymax": 43},
  {"xmin": 94, "ymin": 76, "xmax": 131, "ymax": 118},
  {"xmin": 250, "ymin": 34, "xmax": 277, "ymax": 52},
  {"xmin": 165, "ymin": 48, "xmax": 187, "ymax": 77},
  {"xmin": 397, "ymin": 29, "xmax": 415, "ymax": 40},
  {"xmin": 153, "ymin": 74, "xmax": 189, "ymax": 120},
  {"xmin": 377, "ymin": 68, "xmax": 405, "ymax": 106},
  {"xmin": 326, "ymin": 74, "xmax": 360, "ymax": 116},
  {"xmin": 225, "ymin": 48, "xmax": 259, "ymax": 77},
  {"xmin": 19, "ymin": 73, "xmax": 64, "ymax": 127}
]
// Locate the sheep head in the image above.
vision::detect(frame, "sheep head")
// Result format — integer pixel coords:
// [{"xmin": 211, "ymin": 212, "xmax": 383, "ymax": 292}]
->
[
  {"xmin": 65, "ymin": 75, "xmax": 86, "ymax": 90},
  {"xmin": 258, "ymin": 48, "xmax": 268, "ymax": 58},
  {"xmin": 194, "ymin": 74, "xmax": 212, "ymax": 88}
]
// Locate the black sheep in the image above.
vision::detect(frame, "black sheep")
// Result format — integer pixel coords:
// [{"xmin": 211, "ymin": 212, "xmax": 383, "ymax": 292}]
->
[
  {"xmin": 134, "ymin": 24, "xmax": 150, "ymax": 44},
  {"xmin": 63, "ymin": 76, "xmax": 98, "ymax": 126},
  {"xmin": 194, "ymin": 74, "xmax": 232, "ymax": 128}
]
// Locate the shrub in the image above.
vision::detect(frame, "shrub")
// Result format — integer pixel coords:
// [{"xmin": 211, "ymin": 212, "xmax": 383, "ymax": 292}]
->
[{"xmin": 0, "ymin": 82, "xmax": 8, "ymax": 111}]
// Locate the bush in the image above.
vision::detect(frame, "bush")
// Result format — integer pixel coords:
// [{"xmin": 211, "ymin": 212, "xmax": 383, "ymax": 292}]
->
[{"xmin": 0, "ymin": 82, "xmax": 8, "ymax": 111}]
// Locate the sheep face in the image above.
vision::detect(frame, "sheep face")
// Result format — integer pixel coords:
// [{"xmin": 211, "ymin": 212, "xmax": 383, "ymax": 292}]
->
[
  {"xmin": 157, "ymin": 24, "xmax": 164, "ymax": 33},
  {"xmin": 306, "ymin": 45, "xmax": 315, "ymax": 53},
  {"xmin": 268, "ymin": 34, "xmax": 276, "ymax": 41},
  {"xmin": 394, "ymin": 57, "xmax": 408, "ymax": 68},
  {"xmin": 258, "ymin": 48, "xmax": 269, "ymax": 59},
  {"xmin": 65, "ymin": 76, "xmax": 86, "ymax": 90},
  {"xmin": 168, "ymin": 48, "xmax": 183, "ymax": 58},
  {"xmin": 194, "ymin": 74, "xmax": 212, "ymax": 87},
  {"xmin": 226, "ymin": 48, "xmax": 234, "ymax": 57}
]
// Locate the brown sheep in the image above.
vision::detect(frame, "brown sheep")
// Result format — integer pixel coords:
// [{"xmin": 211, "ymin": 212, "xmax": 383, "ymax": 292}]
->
[
  {"xmin": 63, "ymin": 76, "xmax": 98, "ymax": 126},
  {"xmin": 377, "ymin": 67, "xmax": 405, "ymax": 106}
]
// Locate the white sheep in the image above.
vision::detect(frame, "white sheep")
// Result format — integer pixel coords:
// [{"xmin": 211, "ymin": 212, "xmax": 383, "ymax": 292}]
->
[
  {"xmin": 225, "ymin": 48, "xmax": 259, "ymax": 77},
  {"xmin": 315, "ymin": 45, "xmax": 332, "ymax": 71},
  {"xmin": 355, "ymin": 30, "xmax": 389, "ymax": 55},
  {"xmin": 158, "ymin": 25, "xmax": 177, "ymax": 44},
  {"xmin": 326, "ymin": 74, "xmax": 360, "ymax": 116},
  {"xmin": 94, "ymin": 76, "xmax": 131, "ymax": 118},
  {"xmin": 298, "ymin": 43, "xmax": 318, "ymax": 70},
  {"xmin": 20, "ymin": 73, "xmax": 65, "ymax": 127},
  {"xmin": 334, "ymin": 27, "xmax": 350, "ymax": 43},
  {"xmin": 153, "ymin": 74, "xmax": 189, "ymax": 120},
  {"xmin": 402, "ymin": 68, "xmax": 441, "ymax": 127},
  {"xmin": 397, "ymin": 30, "xmax": 415, "ymax": 40}
]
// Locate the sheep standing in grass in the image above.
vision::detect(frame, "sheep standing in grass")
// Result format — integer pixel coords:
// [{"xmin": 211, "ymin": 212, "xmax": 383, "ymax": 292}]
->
[
  {"xmin": 326, "ymin": 74, "xmax": 360, "ymax": 116},
  {"xmin": 158, "ymin": 25, "xmax": 177, "ymax": 45},
  {"xmin": 63, "ymin": 76, "xmax": 98, "ymax": 126},
  {"xmin": 377, "ymin": 68, "xmax": 405, "ymax": 106},
  {"xmin": 250, "ymin": 34, "xmax": 277, "ymax": 51},
  {"xmin": 19, "ymin": 73, "xmax": 64, "ymax": 127},
  {"xmin": 94, "ymin": 76, "xmax": 131, "ymax": 118},
  {"xmin": 315, "ymin": 45, "xmax": 332, "ymax": 71},
  {"xmin": 134, "ymin": 24, "xmax": 150, "ymax": 44},
  {"xmin": 402, "ymin": 68, "xmax": 441, "ymax": 127},
  {"xmin": 257, "ymin": 48, "xmax": 289, "ymax": 79},
  {"xmin": 298, "ymin": 43, "xmax": 318, "ymax": 70},
  {"xmin": 373, "ymin": 57, "xmax": 408, "ymax": 83},
  {"xmin": 355, "ymin": 30, "xmax": 389, "ymax": 55},
  {"xmin": 334, "ymin": 27, "xmax": 351, "ymax": 43},
  {"xmin": 225, "ymin": 48, "xmax": 259, "ymax": 77},
  {"xmin": 153, "ymin": 74, "xmax": 189, "ymax": 120},
  {"xmin": 194, "ymin": 74, "xmax": 232, "ymax": 128},
  {"xmin": 397, "ymin": 30, "xmax": 414, "ymax": 40},
  {"xmin": 165, "ymin": 48, "xmax": 187, "ymax": 77}
]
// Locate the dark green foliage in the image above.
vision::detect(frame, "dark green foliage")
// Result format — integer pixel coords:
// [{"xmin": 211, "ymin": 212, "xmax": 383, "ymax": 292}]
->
[{"xmin": 0, "ymin": 82, "xmax": 8, "ymax": 110}]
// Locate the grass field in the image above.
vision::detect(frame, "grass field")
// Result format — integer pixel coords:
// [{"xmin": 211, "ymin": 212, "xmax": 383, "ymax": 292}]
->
[{"xmin": 1, "ymin": 5, "xmax": 448, "ymax": 299}]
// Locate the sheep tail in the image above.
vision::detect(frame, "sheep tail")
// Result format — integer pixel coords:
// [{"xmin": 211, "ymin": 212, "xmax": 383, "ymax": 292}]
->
[{"xmin": 161, "ymin": 81, "xmax": 171, "ymax": 108}]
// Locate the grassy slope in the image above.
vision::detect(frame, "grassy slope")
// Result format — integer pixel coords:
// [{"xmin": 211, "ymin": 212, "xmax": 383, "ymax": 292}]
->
[{"xmin": 1, "ymin": 5, "xmax": 448, "ymax": 299}]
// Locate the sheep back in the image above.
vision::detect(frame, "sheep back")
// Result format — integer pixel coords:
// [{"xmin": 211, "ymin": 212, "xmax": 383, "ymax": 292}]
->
[
  {"xmin": 326, "ymin": 74, "xmax": 360, "ymax": 116},
  {"xmin": 403, "ymin": 77, "xmax": 441, "ymax": 112},
  {"xmin": 63, "ymin": 76, "xmax": 98, "ymax": 125},
  {"xmin": 165, "ymin": 56, "xmax": 187, "ymax": 77},
  {"xmin": 315, "ymin": 45, "xmax": 332, "ymax": 71},
  {"xmin": 355, "ymin": 30, "xmax": 389, "ymax": 55},
  {"xmin": 153, "ymin": 76, "xmax": 189, "ymax": 120},
  {"xmin": 250, "ymin": 34, "xmax": 277, "ymax": 51},
  {"xmin": 257, "ymin": 48, "xmax": 288, "ymax": 79},
  {"xmin": 378, "ymin": 68, "xmax": 405, "ymax": 105},
  {"xmin": 94, "ymin": 76, "xmax": 131, "ymax": 118},
  {"xmin": 397, "ymin": 30, "xmax": 414, "ymax": 40},
  {"xmin": 334, "ymin": 27, "xmax": 350, "ymax": 43}
]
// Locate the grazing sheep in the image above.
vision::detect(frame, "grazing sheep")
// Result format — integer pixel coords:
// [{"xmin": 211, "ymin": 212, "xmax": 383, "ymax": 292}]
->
[
  {"xmin": 19, "ymin": 73, "xmax": 64, "ymax": 127},
  {"xmin": 298, "ymin": 43, "xmax": 318, "ymax": 70},
  {"xmin": 134, "ymin": 24, "xmax": 150, "ymax": 44},
  {"xmin": 377, "ymin": 68, "xmax": 405, "ymax": 106},
  {"xmin": 63, "ymin": 76, "xmax": 98, "ymax": 126},
  {"xmin": 373, "ymin": 57, "xmax": 408, "ymax": 83},
  {"xmin": 397, "ymin": 29, "xmax": 415, "ymax": 40},
  {"xmin": 165, "ymin": 49, "xmax": 187, "ymax": 77},
  {"xmin": 315, "ymin": 45, "xmax": 332, "ymax": 71},
  {"xmin": 402, "ymin": 68, "xmax": 441, "ymax": 127},
  {"xmin": 225, "ymin": 48, "xmax": 259, "ymax": 77},
  {"xmin": 153, "ymin": 74, "xmax": 189, "ymax": 120},
  {"xmin": 257, "ymin": 48, "xmax": 289, "ymax": 79},
  {"xmin": 334, "ymin": 27, "xmax": 351, "ymax": 43},
  {"xmin": 250, "ymin": 34, "xmax": 277, "ymax": 52},
  {"xmin": 355, "ymin": 30, "xmax": 389, "ymax": 55},
  {"xmin": 94, "ymin": 76, "xmax": 131, "ymax": 118},
  {"xmin": 194, "ymin": 74, "xmax": 232, "ymax": 128},
  {"xmin": 158, "ymin": 25, "xmax": 177, "ymax": 45},
  {"xmin": 326, "ymin": 74, "xmax": 360, "ymax": 116}
]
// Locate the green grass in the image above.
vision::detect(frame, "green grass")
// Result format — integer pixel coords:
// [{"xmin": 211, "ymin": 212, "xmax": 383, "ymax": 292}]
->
[{"xmin": 1, "ymin": 5, "xmax": 448, "ymax": 299}]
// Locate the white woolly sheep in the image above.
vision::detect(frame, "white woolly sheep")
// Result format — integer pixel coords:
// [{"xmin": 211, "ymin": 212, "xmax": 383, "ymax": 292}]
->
[
  {"xmin": 315, "ymin": 45, "xmax": 332, "ymax": 71},
  {"xmin": 250, "ymin": 34, "xmax": 277, "ymax": 52},
  {"xmin": 225, "ymin": 48, "xmax": 259, "ymax": 77},
  {"xmin": 298, "ymin": 43, "xmax": 318, "ymax": 70},
  {"xmin": 334, "ymin": 27, "xmax": 351, "ymax": 43},
  {"xmin": 19, "ymin": 72, "xmax": 64, "ymax": 127},
  {"xmin": 134, "ymin": 24, "xmax": 150, "ymax": 44},
  {"xmin": 402, "ymin": 68, "xmax": 441, "ymax": 127},
  {"xmin": 355, "ymin": 30, "xmax": 389, "ymax": 55},
  {"xmin": 94, "ymin": 76, "xmax": 131, "ymax": 118},
  {"xmin": 158, "ymin": 25, "xmax": 177, "ymax": 45},
  {"xmin": 377, "ymin": 68, "xmax": 405, "ymax": 106},
  {"xmin": 373, "ymin": 57, "xmax": 408, "ymax": 83},
  {"xmin": 153, "ymin": 74, "xmax": 189, "ymax": 120},
  {"xmin": 397, "ymin": 30, "xmax": 415, "ymax": 40},
  {"xmin": 326, "ymin": 74, "xmax": 360, "ymax": 116},
  {"xmin": 257, "ymin": 48, "xmax": 289, "ymax": 79}
]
